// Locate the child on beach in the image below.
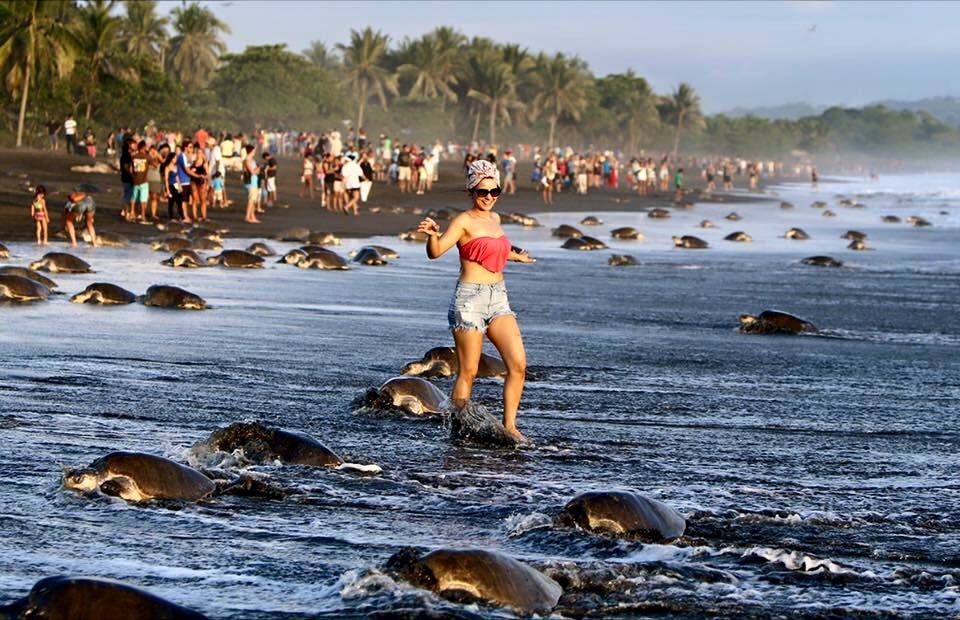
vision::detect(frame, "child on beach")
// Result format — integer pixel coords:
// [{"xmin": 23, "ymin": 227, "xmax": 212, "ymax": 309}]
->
[
  {"xmin": 31, "ymin": 186, "xmax": 49, "ymax": 246},
  {"xmin": 211, "ymin": 172, "xmax": 225, "ymax": 209}
]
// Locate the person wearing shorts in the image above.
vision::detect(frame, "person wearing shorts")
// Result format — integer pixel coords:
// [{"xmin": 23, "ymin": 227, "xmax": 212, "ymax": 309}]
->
[
  {"xmin": 417, "ymin": 159, "xmax": 537, "ymax": 445},
  {"xmin": 396, "ymin": 145, "xmax": 412, "ymax": 193},
  {"xmin": 147, "ymin": 144, "xmax": 166, "ymax": 221},
  {"xmin": 130, "ymin": 140, "xmax": 150, "ymax": 220},
  {"xmin": 263, "ymin": 152, "xmax": 278, "ymax": 207},
  {"xmin": 63, "ymin": 191, "xmax": 97, "ymax": 248},
  {"xmin": 243, "ymin": 144, "xmax": 261, "ymax": 224}
]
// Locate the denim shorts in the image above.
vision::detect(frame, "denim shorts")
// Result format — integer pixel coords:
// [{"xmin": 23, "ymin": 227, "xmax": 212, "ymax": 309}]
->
[{"xmin": 448, "ymin": 281, "xmax": 515, "ymax": 332}]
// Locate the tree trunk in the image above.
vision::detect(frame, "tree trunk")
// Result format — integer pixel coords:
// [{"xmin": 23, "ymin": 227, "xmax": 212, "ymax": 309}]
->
[
  {"xmin": 471, "ymin": 106, "xmax": 481, "ymax": 144},
  {"xmin": 357, "ymin": 81, "xmax": 367, "ymax": 130},
  {"xmin": 16, "ymin": 63, "xmax": 31, "ymax": 148},
  {"xmin": 548, "ymin": 115, "xmax": 557, "ymax": 150},
  {"xmin": 85, "ymin": 97, "xmax": 93, "ymax": 121},
  {"xmin": 489, "ymin": 97, "xmax": 497, "ymax": 145},
  {"xmin": 672, "ymin": 112, "xmax": 684, "ymax": 158}
]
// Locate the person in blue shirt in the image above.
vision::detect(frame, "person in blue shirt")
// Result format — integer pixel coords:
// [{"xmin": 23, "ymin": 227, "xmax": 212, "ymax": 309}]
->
[{"xmin": 210, "ymin": 172, "xmax": 225, "ymax": 209}]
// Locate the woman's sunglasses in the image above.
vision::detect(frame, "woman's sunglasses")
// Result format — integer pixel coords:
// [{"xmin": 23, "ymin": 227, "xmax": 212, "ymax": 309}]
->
[{"xmin": 472, "ymin": 187, "xmax": 502, "ymax": 198}]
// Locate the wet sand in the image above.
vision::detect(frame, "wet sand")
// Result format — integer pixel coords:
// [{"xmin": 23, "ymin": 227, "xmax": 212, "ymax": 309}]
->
[{"xmin": 0, "ymin": 147, "xmax": 788, "ymax": 244}]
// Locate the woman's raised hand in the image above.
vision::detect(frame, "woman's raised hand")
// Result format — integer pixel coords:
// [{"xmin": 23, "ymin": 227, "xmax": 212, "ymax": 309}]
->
[{"xmin": 417, "ymin": 217, "xmax": 441, "ymax": 237}]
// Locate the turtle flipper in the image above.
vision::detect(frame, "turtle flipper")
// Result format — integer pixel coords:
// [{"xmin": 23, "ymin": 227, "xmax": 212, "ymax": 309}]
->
[{"xmin": 99, "ymin": 477, "xmax": 141, "ymax": 501}]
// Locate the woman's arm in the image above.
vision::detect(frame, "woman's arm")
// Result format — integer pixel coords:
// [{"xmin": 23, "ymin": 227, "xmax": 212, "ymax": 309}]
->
[
  {"xmin": 508, "ymin": 246, "xmax": 537, "ymax": 263},
  {"xmin": 418, "ymin": 214, "xmax": 465, "ymax": 259}
]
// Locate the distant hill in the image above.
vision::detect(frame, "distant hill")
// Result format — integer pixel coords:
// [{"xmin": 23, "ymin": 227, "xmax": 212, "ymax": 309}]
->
[
  {"xmin": 721, "ymin": 102, "xmax": 826, "ymax": 120},
  {"xmin": 723, "ymin": 97, "xmax": 960, "ymax": 127},
  {"xmin": 874, "ymin": 96, "xmax": 960, "ymax": 128}
]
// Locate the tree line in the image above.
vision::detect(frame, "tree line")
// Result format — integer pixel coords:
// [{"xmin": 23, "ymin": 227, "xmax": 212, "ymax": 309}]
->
[{"xmin": 2, "ymin": 0, "xmax": 958, "ymax": 159}]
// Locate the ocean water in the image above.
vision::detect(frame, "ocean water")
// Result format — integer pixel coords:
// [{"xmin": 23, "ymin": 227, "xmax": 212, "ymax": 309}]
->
[{"xmin": 1, "ymin": 174, "xmax": 958, "ymax": 617}]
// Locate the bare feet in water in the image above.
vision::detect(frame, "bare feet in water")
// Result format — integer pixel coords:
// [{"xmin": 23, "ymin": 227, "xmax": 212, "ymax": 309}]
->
[{"xmin": 504, "ymin": 426, "xmax": 529, "ymax": 445}]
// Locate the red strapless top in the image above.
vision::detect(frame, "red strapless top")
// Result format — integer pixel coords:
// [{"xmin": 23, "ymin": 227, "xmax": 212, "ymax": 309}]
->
[{"xmin": 458, "ymin": 235, "xmax": 511, "ymax": 273}]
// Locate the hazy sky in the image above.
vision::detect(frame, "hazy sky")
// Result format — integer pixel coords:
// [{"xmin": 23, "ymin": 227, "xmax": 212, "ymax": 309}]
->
[{"xmin": 161, "ymin": 0, "xmax": 960, "ymax": 113}]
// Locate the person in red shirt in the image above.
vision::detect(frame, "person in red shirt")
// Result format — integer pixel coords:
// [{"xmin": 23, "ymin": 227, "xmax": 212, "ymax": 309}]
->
[{"xmin": 193, "ymin": 126, "xmax": 209, "ymax": 149}]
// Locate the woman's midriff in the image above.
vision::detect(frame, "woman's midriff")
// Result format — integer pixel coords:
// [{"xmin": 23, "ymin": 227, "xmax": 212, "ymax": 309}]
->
[{"xmin": 459, "ymin": 260, "xmax": 504, "ymax": 285}]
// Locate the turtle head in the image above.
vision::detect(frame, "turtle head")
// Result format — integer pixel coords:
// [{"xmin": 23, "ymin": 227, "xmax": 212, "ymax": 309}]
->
[
  {"xmin": 671, "ymin": 236, "xmax": 682, "ymax": 247},
  {"xmin": 62, "ymin": 467, "xmax": 100, "ymax": 492},
  {"xmin": 738, "ymin": 314, "xmax": 758, "ymax": 326},
  {"xmin": 384, "ymin": 547, "xmax": 435, "ymax": 589},
  {"xmin": 181, "ymin": 294, "xmax": 207, "ymax": 310},
  {"xmin": 399, "ymin": 361, "xmax": 423, "ymax": 376}
]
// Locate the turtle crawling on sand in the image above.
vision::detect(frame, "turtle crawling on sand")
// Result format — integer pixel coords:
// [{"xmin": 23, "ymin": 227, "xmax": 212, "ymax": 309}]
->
[{"xmin": 738, "ymin": 310, "xmax": 818, "ymax": 335}]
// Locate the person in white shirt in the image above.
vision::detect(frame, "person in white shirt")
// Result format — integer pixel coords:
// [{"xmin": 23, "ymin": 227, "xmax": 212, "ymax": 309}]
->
[
  {"xmin": 329, "ymin": 131, "xmax": 342, "ymax": 157},
  {"xmin": 64, "ymin": 114, "xmax": 78, "ymax": 154},
  {"xmin": 340, "ymin": 153, "xmax": 363, "ymax": 216}
]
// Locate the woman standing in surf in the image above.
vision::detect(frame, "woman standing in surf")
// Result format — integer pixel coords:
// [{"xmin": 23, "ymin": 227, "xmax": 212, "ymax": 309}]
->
[{"xmin": 418, "ymin": 160, "xmax": 536, "ymax": 443}]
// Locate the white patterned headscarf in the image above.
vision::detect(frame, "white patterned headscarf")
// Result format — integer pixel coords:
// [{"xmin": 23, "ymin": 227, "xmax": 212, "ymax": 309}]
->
[{"xmin": 466, "ymin": 159, "xmax": 501, "ymax": 190}]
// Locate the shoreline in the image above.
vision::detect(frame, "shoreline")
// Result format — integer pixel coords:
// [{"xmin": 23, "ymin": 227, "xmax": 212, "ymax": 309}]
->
[{"xmin": 0, "ymin": 147, "xmax": 806, "ymax": 245}]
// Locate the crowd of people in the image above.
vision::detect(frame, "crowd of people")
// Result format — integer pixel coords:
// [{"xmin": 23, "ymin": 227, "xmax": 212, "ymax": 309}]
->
[
  {"xmin": 296, "ymin": 130, "xmax": 448, "ymax": 215},
  {"xmin": 36, "ymin": 111, "xmax": 824, "ymax": 248},
  {"xmin": 522, "ymin": 147, "xmax": 795, "ymax": 204}
]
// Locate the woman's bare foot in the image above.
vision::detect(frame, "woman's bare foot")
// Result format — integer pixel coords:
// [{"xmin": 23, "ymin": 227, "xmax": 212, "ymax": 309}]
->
[{"xmin": 504, "ymin": 426, "xmax": 529, "ymax": 445}]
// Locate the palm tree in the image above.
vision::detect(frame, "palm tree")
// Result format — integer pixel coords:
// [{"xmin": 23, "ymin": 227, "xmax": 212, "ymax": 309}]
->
[
  {"xmin": 0, "ymin": 0, "xmax": 77, "ymax": 147},
  {"xmin": 168, "ymin": 2, "xmax": 229, "ymax": 91},
  {"xmin": 397, "ymin": 33, "xmax": 461, "ymax": 112},
  {"xmin": 460, "ymin": 37, "xmax": 497, "ymax": 143},
  {"xmin": 302, "ymin": 40, "xmax": 339, "ymax": 71},
  {"xmin": 500, "ymin": 43, "xmax": 534, "ymax": 96},
  {"xmin": 121, "ymin": 0, "xmax": 169, "ymax": 68},
  {"xmin": 73, "ymin": 0, "xmax": 138, "ymax": 120},
  {"xmin": 529, "ymin": 53, "xmax": 589, "ymax": 149},
  {"xmin": 666, "ymin": 82, "xmax": 704, "ymax": 157},
  {"xmin": 336, "ymin": 28, "xmax": 398, "ymax": 129},
  {"xmin": 598, "ymin": 70, "xmax": 660, "ymax": 153},
  {"xmin": 467, "ymin": 55, "xmax": 525, "ymax": 145}
]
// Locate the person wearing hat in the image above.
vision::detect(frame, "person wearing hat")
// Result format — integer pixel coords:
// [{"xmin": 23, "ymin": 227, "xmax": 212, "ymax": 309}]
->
[{"xmin": 416, "ymin": 160, "xmax": 536, "ymax": 444}]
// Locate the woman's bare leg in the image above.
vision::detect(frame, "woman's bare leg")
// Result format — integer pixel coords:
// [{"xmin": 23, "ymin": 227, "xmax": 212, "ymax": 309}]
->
[
  {"xmin": 451, "ymin": 328, "xmax": 484, "ymax": 407},
  {"xmin": 485, "ymin": 314, "xmax": 528, "ymax": 442}
]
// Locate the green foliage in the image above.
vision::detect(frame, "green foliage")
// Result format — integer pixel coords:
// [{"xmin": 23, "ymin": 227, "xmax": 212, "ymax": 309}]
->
[
  {"xmin": 121, "ymin": 0, "xmax": 169, "ymax": 67},
  {"xmin": 208, "ymin": 44, "xmax": 343, "ymax": 129},
  {"xmin": 72, "ymin": 0, "xmax": 139, "ymax": 120},
  {"xmin": 0, "ymin": 0, "xmax": 79, "ymax": 145},
  {"xmin": 168, "ymin": 2, "xmax": 229, "ymax": 91},
  {"xmin": 302, "ymin": 40, "xmax": 339, "ymax": 72},
  {"xmin": 593, "ymin": 70, "xmax": 659, "ymax": 152},
  {"xmin": 95, "ymin": 57, "xmax": 186, "ymax": 129},
  {"xmin": 336, "ymin": 27, "xmax": 397, "ymax": 129},
  {"xmin": 2, "ymin": 7, "xmax": 960, "ymax": 158},
  {"xmin": 529, "ymin": 53, "xmax": 590, "ymax": 148}
]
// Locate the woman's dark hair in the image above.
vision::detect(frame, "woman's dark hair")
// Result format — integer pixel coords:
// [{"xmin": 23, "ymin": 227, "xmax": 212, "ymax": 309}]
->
[
  {"xmin": 162, "ymin": 152, "xmax": 176, "ymax": 169},
  {"xmin": 34, "ymin": 185, "xmax": 46, "ymax": 197}
]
